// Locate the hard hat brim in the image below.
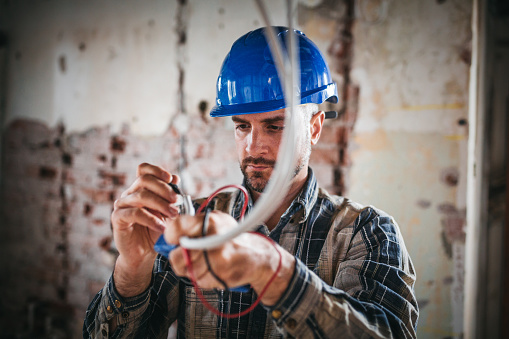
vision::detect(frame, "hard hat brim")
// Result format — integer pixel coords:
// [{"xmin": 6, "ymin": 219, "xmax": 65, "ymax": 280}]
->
[{"xmin": 210, "ymin": 82, "xmax": 338, "ymax": 117}]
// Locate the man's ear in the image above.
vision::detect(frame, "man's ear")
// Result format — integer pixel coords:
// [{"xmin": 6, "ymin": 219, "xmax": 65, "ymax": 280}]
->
[{"xmin": 310, "ymin": 111, "xmax": 325, "ymax": 145}]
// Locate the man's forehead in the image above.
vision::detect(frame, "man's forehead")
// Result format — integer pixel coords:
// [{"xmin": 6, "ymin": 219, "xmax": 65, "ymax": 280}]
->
[{"xmin": 231, "ymin": 109, "xmax": 286, "ymax": 122}]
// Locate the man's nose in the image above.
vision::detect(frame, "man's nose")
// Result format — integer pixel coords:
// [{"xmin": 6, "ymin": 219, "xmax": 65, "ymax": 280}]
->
[{"xmin": 245, "ymin": 128, "xmax": 267, "ymax": 155}]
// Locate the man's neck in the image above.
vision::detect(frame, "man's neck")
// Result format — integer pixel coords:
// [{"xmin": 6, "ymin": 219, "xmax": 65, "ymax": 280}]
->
[{"xmin": 250, "ymin": 167, "xmax": 309, "ymax": 231}]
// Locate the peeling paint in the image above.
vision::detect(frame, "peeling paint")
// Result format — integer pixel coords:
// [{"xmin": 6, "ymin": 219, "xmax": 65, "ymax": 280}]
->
[
  {"xmin": 440, "ymin": 167, "xmax": 459, "ymax": 187},
  {"xmin": 417, "ymin": 199, "xmax": 432, "ymax": 209},
  {"xmin": 58, "ymin": 55, "xmax": 66, "ymax": 73},
  {"xmin": 443, "ymin": 276, "xmax": 454, "ymax": 285},
  {"xmin": 438, "ymin": 202, "xmax": 466, "ymax": 258}
]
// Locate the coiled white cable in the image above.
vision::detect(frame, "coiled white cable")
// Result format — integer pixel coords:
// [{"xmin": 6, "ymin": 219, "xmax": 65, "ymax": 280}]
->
[{"xmin": 180, "ymin": 0, "xmax": 301, "ymax": 250}]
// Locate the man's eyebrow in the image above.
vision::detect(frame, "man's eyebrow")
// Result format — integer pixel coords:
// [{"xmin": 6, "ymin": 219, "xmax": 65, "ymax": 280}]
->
[
  {"xmin": 231, "ymin": 116, "xmax": 285, "ymax": 124},
  {"xmin": 232, "ymin": 116, "xmax": 248, "ymax": 123},
  {"xmin": 261, "ymin": 116, "xmax": 285, "ymax": 124}
]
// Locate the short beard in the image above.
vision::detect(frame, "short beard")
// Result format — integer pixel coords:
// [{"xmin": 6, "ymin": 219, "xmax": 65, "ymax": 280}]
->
[
  {"xmin": 241, "ymin": 143, "xmax": 311, "ymax": 194},
  {"xmin": 294, "ymin": 140, "xmax": 311, "ymax": 177},
  {"xmin": 240, "ymin": 157, "xmax": 275, "ymax": 193}
]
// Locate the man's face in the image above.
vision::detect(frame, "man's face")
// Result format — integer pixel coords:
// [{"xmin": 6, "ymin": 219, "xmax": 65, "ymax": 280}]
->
[{"xmin": 232, "ymin": 109, "xmax": 311, "ymax": 193}]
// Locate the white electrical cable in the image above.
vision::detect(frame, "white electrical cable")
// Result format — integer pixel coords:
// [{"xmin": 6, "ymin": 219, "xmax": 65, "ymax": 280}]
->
[{"xmin": 180, "ymin": 0, "xmax": 301, "ymax": 250}]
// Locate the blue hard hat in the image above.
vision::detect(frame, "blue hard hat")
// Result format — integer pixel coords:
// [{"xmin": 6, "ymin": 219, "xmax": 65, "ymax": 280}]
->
[{"xmin": 210, "ymin": 26, "xmax": 338, "ymax": 117}]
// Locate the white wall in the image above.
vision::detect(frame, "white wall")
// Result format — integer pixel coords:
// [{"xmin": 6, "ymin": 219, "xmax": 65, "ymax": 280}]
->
[{"xmin": 349, "ymin": 1, "xmax": 471, "ymax": 336}]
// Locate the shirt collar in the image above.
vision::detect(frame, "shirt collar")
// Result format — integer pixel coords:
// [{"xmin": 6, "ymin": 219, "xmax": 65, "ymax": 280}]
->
[
  {"xmin": 285, "ymin": 167, "xmax": 318, "ymax": 223},
  {"xmin": 234, "ymin": 167, "xmax": 319, "ymax": 224}
]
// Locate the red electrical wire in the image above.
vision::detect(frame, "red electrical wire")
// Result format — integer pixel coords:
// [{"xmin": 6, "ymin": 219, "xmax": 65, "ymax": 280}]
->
[
  {"xmin": 196, "ymin": 184, "xmax": 249, "ymax": 217},
  {"xmin": 182, "ymin": 234, "xmax": 282, "ymax": 319},
  {"xmin": 183, "ymin": 184, "xmax": 283, "ymax": 319}
]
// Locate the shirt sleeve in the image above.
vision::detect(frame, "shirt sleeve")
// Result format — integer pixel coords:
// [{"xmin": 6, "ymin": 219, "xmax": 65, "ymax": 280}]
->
[
  {"xmin": 264, "ymin": 209, "xmax": 419, "ymax": 338},
  {"xmin": 83, "ymin": 256, "xmax": 180, "ymax": 338}
]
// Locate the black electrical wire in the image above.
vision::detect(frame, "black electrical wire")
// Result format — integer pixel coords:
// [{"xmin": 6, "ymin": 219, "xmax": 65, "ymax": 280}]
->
[{"xmin": 202, "ymin": 207, "xmax": 230, "ymax": 291}]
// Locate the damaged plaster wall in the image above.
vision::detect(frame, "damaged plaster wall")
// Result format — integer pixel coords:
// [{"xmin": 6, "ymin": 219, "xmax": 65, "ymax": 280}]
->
[
  {"xmin": 0, "ymin": 0, "xmax": 471, "ymax": 338},
  {"xmin": 349, "ymin": 0, "xmax": 471, "ymax": 337},
  {"xmin": 4, "ymin": 0, "xmax": 179, "ymax": 136}
]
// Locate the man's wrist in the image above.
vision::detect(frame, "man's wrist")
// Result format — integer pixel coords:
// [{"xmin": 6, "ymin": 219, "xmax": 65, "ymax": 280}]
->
[
  {"xmin": 113, "ymin": 254, "xmax": 156, "ymax": 297},
  {"xmin": 251, "ymin": 243, "xmax": 296, "ymax": 306}
]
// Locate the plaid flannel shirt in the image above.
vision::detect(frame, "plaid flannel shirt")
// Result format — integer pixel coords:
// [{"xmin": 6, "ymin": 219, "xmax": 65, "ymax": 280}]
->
[{"xmin": 84, "ymin": 168, "xmax": 418, "ymax": 338}]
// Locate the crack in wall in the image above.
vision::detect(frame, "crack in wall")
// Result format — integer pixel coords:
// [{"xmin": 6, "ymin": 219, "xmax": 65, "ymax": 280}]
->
[
  {"xmin": 174, "ymin": 0, "xmax": 190, "ymax": 189},
  {"xmin": 56, "ymin": 124, "xmax": 70, "ymax": 302}
]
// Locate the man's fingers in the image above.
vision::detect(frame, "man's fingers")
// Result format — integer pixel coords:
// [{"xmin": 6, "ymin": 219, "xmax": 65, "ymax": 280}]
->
[
  {"xmin": 163, "ymin": 214, "xmax": 206, "ymax": 245},
  {"xmin": 116, "ymin": 188, "xmax": 179, "ymax": 218},
  {"xmin": 136, "ymin": 163, "xmax": 172, "ymax": 183},
  {"xmin": 169, "ymin": 248, "xmax": 202, "ymax": 272},
  {"xmin": 123, "ymin": 174, "xmax": 178, "ymax": 204},
  {"xmin": 196, "ymin": 272, "xmax": 221, "ymax": 289},
  {"xmin": 169, "ymin": 248, "xmax": 220, "ymax": 289},
  {"xmin": 169, "ymin": 247, "xmax": 187, "ymax": 276},
  {"xmin": 112, "ymin": 206, "xmax": 167, "ymax": 233},
  {"xmin": 170, "ymin": 174, "xmax": 180, "ymax": 186}
]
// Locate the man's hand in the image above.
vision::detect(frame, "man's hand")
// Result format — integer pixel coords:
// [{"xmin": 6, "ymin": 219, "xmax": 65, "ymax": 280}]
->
[
  {"xmin": 165, "ymin": 211, "xmax": 296, "ymax": 306},
  {"xmin": 111, "ymin": 163, "xmax": 180, "ymax": 297}
]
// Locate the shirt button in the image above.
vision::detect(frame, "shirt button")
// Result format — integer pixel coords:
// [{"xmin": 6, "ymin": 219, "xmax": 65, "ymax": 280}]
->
[
  {"xmin": 115, "ymin": 299, "xmax": 122, "ymax": 308},
  {"xmin": 122, "ymin": 311, "xmax": 130, "ymax": 319},
  {"xmin": 106, "ymin": 305, "xmax": 113, "ymax": 313},
  {"xmin": 287, "ymin": 318, "xmax": 297, "ymax": 329},
  {"xmin": 271, "ymin": 309, "xmax": 282, "ymax": 319}
]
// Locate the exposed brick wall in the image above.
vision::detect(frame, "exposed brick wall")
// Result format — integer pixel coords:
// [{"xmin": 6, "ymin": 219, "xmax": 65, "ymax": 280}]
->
[
  {"xmin": 0, "ymin": 116, "xmax": 241, "ymax": 336},
  {"xmin": 301, "ymin": 0, "xmax": 358, "ymax": 196},
  {"xmin": 312, "ymin": 84, "xmax": 359, "ymax": 195},
  {"xmin": 0, "ymin": 105, "xmax": 352, "ymax": 336}
]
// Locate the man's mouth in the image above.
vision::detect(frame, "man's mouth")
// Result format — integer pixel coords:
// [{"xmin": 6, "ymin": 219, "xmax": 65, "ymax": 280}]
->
[
  {"xmin": 247, "ymin": 164, "xmax": 271, "ymax": 171},
  {"xmin": 242, "ymin": 157, "xmax": 275, "ymax": 172}
]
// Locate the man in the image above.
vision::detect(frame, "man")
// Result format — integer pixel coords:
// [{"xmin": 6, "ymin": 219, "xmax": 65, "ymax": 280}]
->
[{"xmin": 84, "ymin": 27, "xmax": 418, "ymax": 338}]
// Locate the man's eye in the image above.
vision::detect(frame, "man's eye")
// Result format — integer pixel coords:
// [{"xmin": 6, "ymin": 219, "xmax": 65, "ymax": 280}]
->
[
  {"xmin": 268, "ymin": 125, "xmax": 284, "ymax": 131},
  {"xmin": 235, "ymin": 124, "xmax": 249, "ymax": 130}
]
